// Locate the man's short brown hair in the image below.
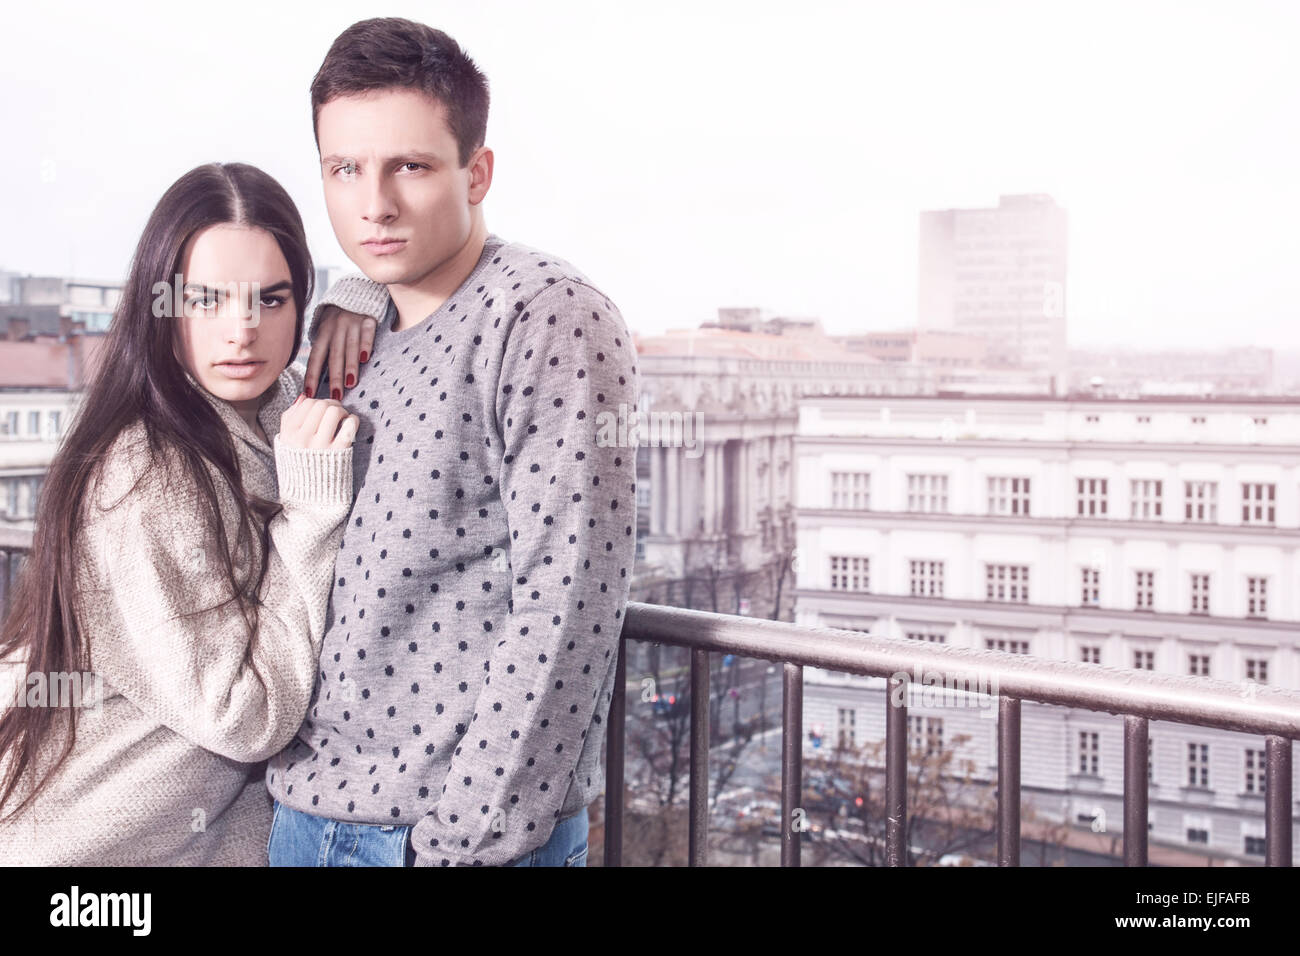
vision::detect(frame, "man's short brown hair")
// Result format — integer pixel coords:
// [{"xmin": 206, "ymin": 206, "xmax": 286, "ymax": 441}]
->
[{"xmin": 311, "ymin": 18, "xmax": 490, "ymax": 167}]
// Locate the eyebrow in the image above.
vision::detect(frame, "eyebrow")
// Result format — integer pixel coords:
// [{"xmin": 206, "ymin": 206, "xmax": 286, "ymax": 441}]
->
[
  {"xmin": 183, "ymin": 281, "xmax": 293, "ymax": 295},
  {"xmin": 320, "ymin": 152, "xmax": 441, "ymax": 167}
]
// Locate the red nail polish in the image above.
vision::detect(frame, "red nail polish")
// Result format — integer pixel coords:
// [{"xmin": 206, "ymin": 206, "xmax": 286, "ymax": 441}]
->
[
  {"xmin": 345, "ymin": 373, "xmax": 355, "ymax": 387},
  {"xmin": 303, "ymin": 385, "xmax": 313, "ymax": 398},
  {"xmin": 332, "ymin": 388, "xmax": 341, "ymax": 400},
  {"xmin": 359, "ymin": 351, "xmax": 368, "ymax": 363}
]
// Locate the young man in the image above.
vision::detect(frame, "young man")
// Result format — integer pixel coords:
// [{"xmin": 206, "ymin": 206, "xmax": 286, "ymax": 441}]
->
[{"xmin": 265, "ymin": 18, "xmax": 640, "ymax": 867}]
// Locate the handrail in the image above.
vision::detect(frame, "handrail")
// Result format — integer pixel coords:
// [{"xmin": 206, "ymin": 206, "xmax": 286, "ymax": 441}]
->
[{"xmin": 604, "ymin": 601, "xmax": 1298, "ymax": 867}]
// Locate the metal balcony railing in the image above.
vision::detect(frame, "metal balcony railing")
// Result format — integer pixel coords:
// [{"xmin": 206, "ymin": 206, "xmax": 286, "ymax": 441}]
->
[{"xmin": 604, "ymin": 601, "xmax": 1300, "ymax": 867}]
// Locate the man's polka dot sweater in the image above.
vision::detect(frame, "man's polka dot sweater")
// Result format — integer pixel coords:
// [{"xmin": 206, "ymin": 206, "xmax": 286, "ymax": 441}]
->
[{"xmin": 265, "ymin": 234, "xmax": 640, "ymax": 866}]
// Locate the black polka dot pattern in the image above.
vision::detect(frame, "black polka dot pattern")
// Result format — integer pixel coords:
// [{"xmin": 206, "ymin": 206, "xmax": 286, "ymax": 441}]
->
[{"xmin": 265, "ymin": 236, "xmax": 639, "ymax": 867}]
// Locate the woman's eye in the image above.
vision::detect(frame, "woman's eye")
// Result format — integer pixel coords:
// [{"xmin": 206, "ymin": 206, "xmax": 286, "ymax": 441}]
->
[
  {"xmin": 260, "ymin": 296, "xmax": 286, "ymax": 309},
  {"xmin": 186, "ymin": 295, "xmax": 218, "ymax": 310}
]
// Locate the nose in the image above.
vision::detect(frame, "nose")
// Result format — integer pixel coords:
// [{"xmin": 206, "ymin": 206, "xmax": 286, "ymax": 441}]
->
[
  {"xmin": 225, "ymin": 287, "xmax": 260, "ymax": 341},
  {"xmin": 363, "ymin": 175, "xmax": 398, "ymax": 225}
]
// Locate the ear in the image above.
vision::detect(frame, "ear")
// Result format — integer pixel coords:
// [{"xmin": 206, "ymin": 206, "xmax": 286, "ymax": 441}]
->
[{"xmin": 467, "ymin": 146, "xmax": 494, "ymax": 205}]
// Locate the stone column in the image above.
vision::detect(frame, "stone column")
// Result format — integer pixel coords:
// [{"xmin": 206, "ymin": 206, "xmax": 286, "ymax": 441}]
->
[
  {"xmin": 649, "ymin": 445, "xmax": 664, "ymax": 535},
  {"xmin": 666, "ymin": 445, "xmax": 680, "ymax": 536}
]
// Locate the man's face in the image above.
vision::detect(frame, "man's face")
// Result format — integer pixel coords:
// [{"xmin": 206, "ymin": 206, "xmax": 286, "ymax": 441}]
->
[{"xmin": 317, "ymin": 87, "xmax": 479, "ymax": 286}]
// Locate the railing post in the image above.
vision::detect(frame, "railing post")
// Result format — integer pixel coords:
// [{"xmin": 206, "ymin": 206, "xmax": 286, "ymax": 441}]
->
[
  {"xmin": 603, "ymin": 635, "xmax": 627, "ymax": 868},
  {"xmin": 781, "ymin": 661, "xmax": 803, "ymax": 867},
  {"xmin": 997, "ymin": 696, "xmax": 1021, "ymax": 866},
  {"xmin": 885, "ymin": 673, "xmax": 907, "ymax": 866},
  {"xmin": 1265, "ymin": 735, "xmax": 1293, "ymax": 867},
  {"xmin": 688, "ymin": 647, "xmax": 710, "ymax": 866},
  {"xmin": 1123, "ymin": 715, "xmax": 1149, "ymax": 867}
]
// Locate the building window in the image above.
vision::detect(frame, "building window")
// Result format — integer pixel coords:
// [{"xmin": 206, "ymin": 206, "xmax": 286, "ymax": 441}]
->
[
  {"xmin": 985, "ymin": 564, "xmax": 1029, "ymax": 603},
  {"xmin": 47, "ymin": 410, "xmax": 61, "ymax": 438},
  {"xmin": 27, "ymin": 411, "xmax": 39, "ymax": 436},
  {"xmin": 1134, "ymin": 570, "xmax": 1155, "ymax": 611},
  {"xmin": 2, "ymin": 411, "xmax": 16, "ymax": 436},
  {"xmin": 1080, "ymin": 645, "xmax": 1101, "ymax": 664},
  {"xmin": 1187, "ymin": 826, "xmax": 1209, "ymax": 844},
  {"xmin": 829, "ymin": 556, "xmax": 869, "ymax": 592},
  {"xmin": 1084, "ymin": 414, "xmax": 1099, "ymax": 424},
  {"xmin": 985, "ymin": 637, "xmax": 1030, "ymax": 654},
  {"xmin": 906, "ymin": 473, "xmax": 949, "ymax": 513},
  {"xmin": 1148, "ymin": 738, "xmax": 1154, "ymax": 783},
  {"xmin": 1076, "ymin": 477, "xmax": 1108, "ymax": 517},
  {"xmin": 1136, "ymin": 415, "xmax": 1151, "ymax": 424},
  {"xmin": 908, "ymin": 716, "xmax": 944, "ymax": 757},
  {"xmin": 1130, "ymin": 479, "xmax": 1162, "ymax": 519},
  {"xmin": 830, "ymin": 471, "xmax": 870, "ymax": 510},
  {"xmin": 1187, "ymin": 654, "xmax": 1210, "ymax": 677},
  {"xmin": 1244, "ymin": 749, "xmax": 1267, "ymax": 795},
  {"xmin": 1081, "ymin": 567, "xmax": 1100, "ymax": 606},
  {"xmin": 1245, "ymin": 835, "xmax": 1266, "ymax": 856},
  {"xmin": 1187, "ymin": 742, "xmax": 1209, "ymax": 788},
  {"xmin": 1246, "ymin": 576, "xmax": 1268, "ymax": 618},
  {"xmin": 905, "ymin": 631, "xmax": 947, "ymax": 643},
  {"xmin": 1184, "ymin": 481, "xmax": 1218, "ymax": 523},
  {"xmin": 1133, "ymin": 649, "xmax": 1155, "ymax": 670},
  {"xmin": 987, "ymin": 476, "xmax": 1031, "ymax": 516},
  {"xmin": 1252, "ymin": 416, "xmax": 1268, "ymax": 426},
  {"xmin": 1078, "ymin": 731, "xmax": 1100, "ymax": 775},
  {"xmin": 1190, "ymin": 415, "xmax": 1206, "ymax": 425},
  {"xmin": 1190, "ymin": 573, "xmax": 1210, "ymax": 614},
  {"xmin": 837, "ymin": 707, "xmax": 856, "ymax": 749},
  {"xmin": 1245, "ymin": 658, "xmax": 1269, "ymax": 683},
  {"xmin": 1241, "ymin": 483, "xmax": 1276, "ymax": 525},
  {"xmin": 909, "ymin": 559, "xmax": 944, "ymax": 597}
]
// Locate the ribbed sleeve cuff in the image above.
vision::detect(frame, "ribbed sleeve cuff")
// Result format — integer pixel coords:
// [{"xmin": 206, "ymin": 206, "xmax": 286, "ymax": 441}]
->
[
  {"xmin": 309, "ymin": 274, "xmax": 391, "ymax": 343},
  {"xmin": 273, "ymin": 434, "xmax": 354, "ymax": 505}
]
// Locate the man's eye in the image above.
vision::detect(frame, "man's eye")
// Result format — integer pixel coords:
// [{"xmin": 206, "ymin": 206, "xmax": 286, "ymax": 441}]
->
[
  {"xmin": 401, "ymin": 162, "xmax": 425, "ymax": 172},
  {"xmin": 335, "ymin": 163, "xmax": 357, "ymax": 177}
]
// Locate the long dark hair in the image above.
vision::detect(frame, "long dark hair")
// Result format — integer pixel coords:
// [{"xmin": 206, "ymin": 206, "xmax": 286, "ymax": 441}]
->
[{"xmin": 0, "ymin": 162, "xmax": 314, "ymax": 818}]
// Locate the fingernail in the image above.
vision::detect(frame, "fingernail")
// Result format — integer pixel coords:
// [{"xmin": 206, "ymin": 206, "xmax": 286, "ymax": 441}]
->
[
  {"xmin": 332, "ymin": 388, "xmax": 341, "ymax": 401},
  {"xmin": 359, "ymin": 351, "xmax": 368, "ymax": 364},
  {"xmin": 303, "ymin": 385, "xmax": 313, "ymax": 398},
  {"xmin": 345, "ymin": 373, "xmax": 355, "ymax": 387}
]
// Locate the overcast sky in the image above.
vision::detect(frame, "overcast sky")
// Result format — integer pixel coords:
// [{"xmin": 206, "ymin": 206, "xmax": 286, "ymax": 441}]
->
[{"xmin": 2, "ymin": 0, "xmax": 1296, "ymax": 350}]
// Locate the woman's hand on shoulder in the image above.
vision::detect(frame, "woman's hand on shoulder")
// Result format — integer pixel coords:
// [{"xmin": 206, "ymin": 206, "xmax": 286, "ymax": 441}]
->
[
  {"xmin": 279, "ymin": 394, "xmax": 358, "ymax": 451},
  {"xmin": 305, "ymin": 307, "xmax": 376, "ymax": 401}
]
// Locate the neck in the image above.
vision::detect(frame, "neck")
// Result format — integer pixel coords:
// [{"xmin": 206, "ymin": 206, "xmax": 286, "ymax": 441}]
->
[
  {"xmin": 229, "ymin": 393, "xmax": 269, "ymax": 437},
  {"xmin": 387, "ymin": 217, "xmax": 489, "ymax": 332}
]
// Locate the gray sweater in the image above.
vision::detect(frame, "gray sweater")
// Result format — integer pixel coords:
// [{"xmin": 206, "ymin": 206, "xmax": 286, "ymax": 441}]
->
[{"xmin": 265, "ymin": 234, "xmax": 640, "ymax": 866}]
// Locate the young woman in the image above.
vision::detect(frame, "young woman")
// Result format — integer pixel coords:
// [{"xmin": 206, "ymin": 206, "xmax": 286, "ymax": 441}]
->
[{"xmin": 0, "ymin": 162, "xmax": 360, "ymax": 865}]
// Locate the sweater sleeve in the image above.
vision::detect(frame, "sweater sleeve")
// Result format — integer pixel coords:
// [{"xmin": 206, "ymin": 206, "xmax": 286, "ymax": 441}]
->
[
  {"xmin": 308, "ymin": 273, "xmax": 390, "ymax": 345},
  {"xmin": 409, "ymin": 278, "xmax": 640, "ymax": 866},
  {"xmin": 76, "ymin": 430, "xmax": 354, "ymax": 763}
]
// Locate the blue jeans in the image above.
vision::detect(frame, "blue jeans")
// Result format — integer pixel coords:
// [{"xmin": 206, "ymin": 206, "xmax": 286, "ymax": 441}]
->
[{"xmin": 267, "ymin": 798, "xmax": 589, "ymax": 867}]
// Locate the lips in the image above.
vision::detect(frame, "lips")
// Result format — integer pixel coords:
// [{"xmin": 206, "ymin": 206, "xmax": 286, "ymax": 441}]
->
[
  {"xmin": 363, "ymin": 238, "xmax": 407, "ymax": 256},
  {"xmin": 214, "ymin": 361, "xmax": 265, "ymax": 379}
]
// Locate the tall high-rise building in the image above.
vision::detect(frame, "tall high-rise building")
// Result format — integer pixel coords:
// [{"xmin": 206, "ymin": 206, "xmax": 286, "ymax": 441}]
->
[{"xmin": 918, "ymin": 194, "xmax": 1068, "ymax": 391}]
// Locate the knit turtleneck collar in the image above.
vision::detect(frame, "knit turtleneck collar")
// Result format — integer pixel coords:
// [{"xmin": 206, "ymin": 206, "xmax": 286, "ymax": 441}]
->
[{"xmin": 182, "ymin": 365, "xmax": 297, "ymax": 456}]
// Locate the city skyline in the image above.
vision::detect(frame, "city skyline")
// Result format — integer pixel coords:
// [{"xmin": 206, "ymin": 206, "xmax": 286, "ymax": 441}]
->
[{"xmin": 2, "ymin": 1, "xmax": 1297, "ymax": 351}]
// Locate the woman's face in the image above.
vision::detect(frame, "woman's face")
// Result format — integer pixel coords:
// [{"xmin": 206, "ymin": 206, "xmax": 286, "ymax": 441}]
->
[{"xmin": 171, "ymin": 223, "xmax": 298, "ymax": 417}]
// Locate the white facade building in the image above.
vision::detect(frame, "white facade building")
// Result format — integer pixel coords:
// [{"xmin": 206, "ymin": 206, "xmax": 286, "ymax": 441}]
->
[{"xmin": 794, "ymin": 393, "xmax": 1300, "ymax": 863}]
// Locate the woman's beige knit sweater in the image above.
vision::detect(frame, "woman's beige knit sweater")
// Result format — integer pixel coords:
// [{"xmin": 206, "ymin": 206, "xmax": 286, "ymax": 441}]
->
[{"xmin": 0, "ymin": 361, "xmax": 352, "ymax": 865}]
